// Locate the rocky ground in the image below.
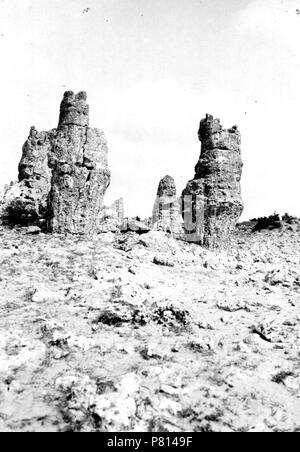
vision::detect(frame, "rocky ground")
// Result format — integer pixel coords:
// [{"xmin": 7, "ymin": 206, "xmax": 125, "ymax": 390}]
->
[{"xmin": 0, "ymin": 222, "xmax": 299, "ymax": 432}]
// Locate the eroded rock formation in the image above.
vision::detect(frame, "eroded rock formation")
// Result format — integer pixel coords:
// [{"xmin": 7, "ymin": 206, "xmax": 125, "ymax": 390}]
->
[
  {"xmin": 97, "ymin": 198, "xmax": 125, "ymax": 233},
  {"xmin": 3, "ymin": 91, "xmax": 111, "ymax": 233},
  {"xmin": 182, "ymin": 114, "xmax": 243, "ymax": 248},
  {"xmin": 152, "ymin": 175, "xmax": 183, "ymax": 235},
  {"xmin": 110, "ymin": 198, "xmax": 125, "ymax": 222},
  {"xmin": 48, "ymin": 91, "xmax": 110, "ymax": 233},
  {"xmin": 17, "ymin": 127, "xmax": 55, "ymax": 223}
]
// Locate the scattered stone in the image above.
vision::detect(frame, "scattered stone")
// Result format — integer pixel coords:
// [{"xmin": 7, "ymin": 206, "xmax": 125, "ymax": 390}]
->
[
  {"xmin": 115, "ymin": 343, "xmax": 135, "ymax": 355},
  {"xmin": 158, "ymin": 397, "xmax": 182, "ymax": 416},
  {"xmin": 98, "ymin": 231, "xmax": 115, "ymax": 244},
  {"xmin": 0, "ymin": 331, "xmax": 46, "ymax": 373},
  {"xmin": 203, "ymin": 257, "xmax": 220, "ymax": 270},
  {"xmin": 26, "ymin": 225, "xmax": 42, "ymax": 235},
  {"xmin": 40, "ymin": 319, "xmax": 95, "ymax": 351},
  {"xmin": 150, "ymin": 301, "xmax": 191, "ymax": 331},
  {"xmin": 31, "ymin": 287, "xmax": 66, "ymax": 303},
  {"xmin": 120, "ymin": 219, "xmax": 151, "ymax": 234},
  {"xmin": 171, "ymin": 344, "xmax": 181, "ymax": 353},
  {"xmin": 55, "ymin": 375, "xmax": 81, "ymax": 391},
  {"xmin": 187, "ymin": 337, "xmax": 215, "ymax": 353},
  {"xmin": 153, "ymin": 255, "xmax": 175, "ymax": 267},
  {"xmin": 139, "ymin": 230, "xmax": 180, "ymax": 254},
  {"xmin": 140, "ymin": 342, "xmax": 165, "ymax": 360},
  {"xmin": 272, "ymin": 370, "xmax": 294, "ymax": 385},
  {"xmin": 251, "ymin": 319, "xmax": 293, "ymax": 344},
  {"xmin": 264, "ymin": 268, "xmax": 297, "ymax": 288},
  {"xmin": 128, "ymin": 266, "xmax": 137, "ymax": 275},
  {"xmin": 197, "ymin": 320, "xmax": 215, "ymax": 330},
  {"xmin": 160, "ymin": 384, "xmax": 180, "ymax": 396},
  {"xmin": 95, "ymin": 305, "xmax": 134, "ymax": 327},
  {"xmin": 216, "ymin": 299, "xmax": 249, "ymax": 313},
  {"xmin": 56, "ymin": 373, "xmax": 141, "ymax": 431},
  {"xmin": 284, "ymin": 375, "xmax": 300, "ymax": 394}
]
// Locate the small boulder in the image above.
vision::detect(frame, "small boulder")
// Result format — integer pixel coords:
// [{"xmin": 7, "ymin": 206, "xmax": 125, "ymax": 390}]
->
[{"xmin": 120, "ymin": 219, "xmax": 151, "ymax": 234}]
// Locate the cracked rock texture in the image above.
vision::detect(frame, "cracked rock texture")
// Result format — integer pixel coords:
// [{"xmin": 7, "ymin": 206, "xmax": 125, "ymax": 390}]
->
[
  {"xmin": 2, "ymin": 91, "xmax": 110, "ymax": 233},
  {"xmin": 152, "ymin": 175, "xmax": 183, "ymax": 236},
  {"xmin": 182, "ymin": 114, "xmax": 243, "ymax": 248},
  {"xmin": 48, "ymin": 91, "xmax": 110, "ymax": 234},
  {"xmin": 97, "ymin": 199, "xmax": 125, "ymax": 233},
  {"xmin": 0, "ymin": 128, "xmax": 55, "ymax": 224}
]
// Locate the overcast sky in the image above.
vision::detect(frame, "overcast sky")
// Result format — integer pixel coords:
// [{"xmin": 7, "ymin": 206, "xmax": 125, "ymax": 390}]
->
[{"xmin": 0, "ymin": 0, "xmax": 299, "ymax": 219}]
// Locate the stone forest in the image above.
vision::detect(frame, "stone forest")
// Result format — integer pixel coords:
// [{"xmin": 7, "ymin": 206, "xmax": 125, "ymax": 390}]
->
[
  {"xmin": 1, "ymin": 91, "xmax": 244, "ymax": 249},
  {"xmin": 0, "ymin": 92, "xmax": 299, "ymax": 432}
]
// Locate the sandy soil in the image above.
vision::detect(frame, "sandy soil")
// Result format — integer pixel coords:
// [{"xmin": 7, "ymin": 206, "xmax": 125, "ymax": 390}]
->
[{"xmin": 0, "ymin": 223, "xmax": 299, "ymax": 432}]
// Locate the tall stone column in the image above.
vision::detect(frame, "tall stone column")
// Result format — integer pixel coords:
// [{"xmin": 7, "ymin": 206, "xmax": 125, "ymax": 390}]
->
[
  {"xmin": 152, "ymin": 175, "xmax": 183, "ymax": 236},
  {"xmin": 46, "ymin": 91, "xmax": 111, "ymax": 234},
  {"xmin": 182, "ymin": 114, "xmax": 243, "ymax": 248}
]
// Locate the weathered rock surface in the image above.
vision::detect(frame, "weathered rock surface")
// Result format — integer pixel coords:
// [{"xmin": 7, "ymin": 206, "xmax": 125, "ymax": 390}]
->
[
  {"xmin": 0, "ymin": 222, "xmax": 299, "ymax": 432},
  {"xmin": 48, "ymin": 92, "xmax": 110, "ymax": 234},
  {"xmin": 0, "ymin": 126, "xmax": 55, "ymax": 225},
  {"xmin": 110, "ymin": 198, "xmax": 125, "ymax": 221},
  {"xmin": 182, "ymin": 114, "xmax": 243, "ymax": 248},
  {"xmin": 120, "ymin": 218, "xmax": 151, "ymax": 234},
  {"xmin": 152, "ymin": 175, "xmax": 183, "ymax": 236},
  {"xmin": 58, "ymin": 90, "xmax": 89, "ymax": 128},
  {"xmin": 1, "ymin": 91, "xmax": 111, "ymax": 233},
  {"xmin": 16, "ymin": 127, "xmax": 55, "ymax": 224},
  {"xmin": 96, "ymin": 198, "xmax": 125, "ymax": 233}
]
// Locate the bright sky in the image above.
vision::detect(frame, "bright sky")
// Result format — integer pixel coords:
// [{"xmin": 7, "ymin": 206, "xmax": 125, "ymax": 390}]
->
[{"xmin": 0, "ymin": 0, "xmax": 299, "ymax": 219}]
